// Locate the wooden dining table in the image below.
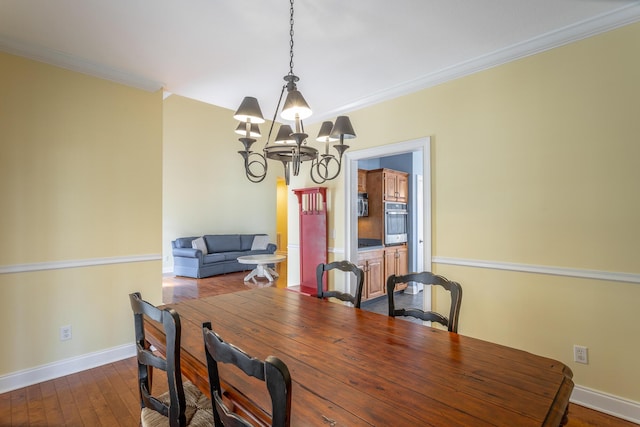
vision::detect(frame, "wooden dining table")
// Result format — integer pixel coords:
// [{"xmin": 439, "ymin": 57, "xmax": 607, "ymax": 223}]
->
[{"xmin": 144, "ymin": 287, "xmax": 574, "ymax": 426}]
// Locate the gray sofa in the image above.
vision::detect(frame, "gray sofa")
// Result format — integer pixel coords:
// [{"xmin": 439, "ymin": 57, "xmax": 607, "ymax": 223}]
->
[{"xmin": 172, "ymin": 234, "xmax": 276, "ymax": 278}]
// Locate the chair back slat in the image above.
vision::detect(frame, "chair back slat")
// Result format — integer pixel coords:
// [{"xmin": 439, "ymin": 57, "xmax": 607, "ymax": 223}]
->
[
  {"xmin": 129, "ymin": 292, "xmax": 190, "ymax": 427},
  {"xmin": 203, "ymin": 322, "xmax": 292, "ymax": 427},
  {"xmin": 386, "ymin": 272, "xmax": 462, "ymax": 333},
  {"xmin": 316, "ymin": 260, "xmax": 365, "ymax": 308}
]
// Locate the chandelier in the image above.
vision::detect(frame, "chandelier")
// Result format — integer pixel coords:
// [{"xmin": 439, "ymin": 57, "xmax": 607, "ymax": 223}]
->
[{"xmin": 233, "ymin": 0, "xmax": 356, "ymax": 185}]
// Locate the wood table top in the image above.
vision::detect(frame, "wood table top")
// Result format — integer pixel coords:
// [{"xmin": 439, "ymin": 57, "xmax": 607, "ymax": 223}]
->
[{"xmin": 144, "ymin": 287, "xmax": 573, "ymax": 426}]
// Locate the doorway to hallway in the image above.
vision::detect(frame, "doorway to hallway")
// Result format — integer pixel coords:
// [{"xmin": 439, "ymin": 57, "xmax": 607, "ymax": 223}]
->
[{"xmin": 275, "ymin": 177, "xmax": 289, "ymax": 282}]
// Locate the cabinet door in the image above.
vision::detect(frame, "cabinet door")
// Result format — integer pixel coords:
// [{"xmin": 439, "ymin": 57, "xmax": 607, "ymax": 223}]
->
[
  {"xmin": 367, "ymin": 254, "xmax": 385, "ymax": 299},
  {"xmin": 383, "ymin": 170, "xmax": 409, "ymax": 202},
  {"xmin": 396, "ymin": 245, "xmax": 409, "ymax": 277},
  {"xmin": 396, "ymin": 173, "xmax": 409, "ymax": 203},
  {"xmin": 357, "ymin": 169, "xmax": 367, "ymax": 193},
  {"xmin": 384, "ymin": 249, "xmax": 397, "ymax": 285},
  {"xmin": 385, "ymin": 246, "xmax": 409, "ymax": 291},
  {"xmin": 383, "ymin": 172, "xmax": 397, "ymax": 201},
  {"xmin": 356, "ymin": 256, "xmax": 368, "ymax": 300}
]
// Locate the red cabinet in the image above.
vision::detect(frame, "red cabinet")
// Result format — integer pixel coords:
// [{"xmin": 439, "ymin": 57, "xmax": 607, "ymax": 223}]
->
[{"xmin": 293, "ymin": 187, "xmax": 327, "ymax": 296}]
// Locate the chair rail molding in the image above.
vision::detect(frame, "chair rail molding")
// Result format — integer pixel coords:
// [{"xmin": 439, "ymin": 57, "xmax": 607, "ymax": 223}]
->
[
  {"xmin": 432, "ymin": 256, "xmax": 640, "ymax": 285},
  {"xmin": 0, "ymin": 254, "xmax": 162, "ymax": 275}
]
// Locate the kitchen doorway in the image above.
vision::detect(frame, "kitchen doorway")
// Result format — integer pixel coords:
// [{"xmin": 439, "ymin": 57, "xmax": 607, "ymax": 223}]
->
[{"xmin": 344, "ymin": 137, "xmax": 432, "ymax": 310}]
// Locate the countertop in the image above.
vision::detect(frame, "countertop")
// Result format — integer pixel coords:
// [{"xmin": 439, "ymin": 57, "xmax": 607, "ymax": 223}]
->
[
  {"xmin": 358, "ymin": 238, "xmax": 383, "ymax": 251},
  {"xmin": 358, "ymin": 245, "xmax": 384, "ymax": 251}
]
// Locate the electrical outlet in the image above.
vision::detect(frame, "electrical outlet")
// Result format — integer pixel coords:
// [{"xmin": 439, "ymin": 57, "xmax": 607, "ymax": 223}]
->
[
  {"xmin": 573, "ymin": 345, "xmax": 588, "ymax": 364},
  {"xmin": 60, "ymin": 325, "xmax": 72, "ymax": 341}
]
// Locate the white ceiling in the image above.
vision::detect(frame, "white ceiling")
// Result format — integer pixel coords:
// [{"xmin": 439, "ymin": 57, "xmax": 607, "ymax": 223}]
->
[{"xmin": 1, "ymin": 0, "xmax": 639, "ymax": 124}]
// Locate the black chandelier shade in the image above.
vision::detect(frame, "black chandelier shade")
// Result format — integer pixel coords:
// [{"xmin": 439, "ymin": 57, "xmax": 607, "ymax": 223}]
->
[{"xmin": 233, "ymin": 96, "xmax": 265, "ymax": 123}]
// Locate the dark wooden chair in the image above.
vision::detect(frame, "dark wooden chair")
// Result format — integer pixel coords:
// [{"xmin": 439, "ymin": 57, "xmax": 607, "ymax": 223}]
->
[
  {"xmin": 202, "ymin": 322, "xmax": 292, "ymax": 427},
  {"xmin": 129, "ymin": 292, "xmax": 213, "ymax": 427},
  {"xmin": 316, "ymin": 260, "xmax": 365, "ymax": 308},
  {"xmin": 386, "ymin": 272, "xmax": 463, "ymax": 333}
]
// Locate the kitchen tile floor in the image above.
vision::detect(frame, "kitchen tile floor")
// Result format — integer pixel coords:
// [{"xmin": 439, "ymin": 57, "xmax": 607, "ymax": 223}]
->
[{"xmin": 361, "ymin": 290, "xmax": 424, "ymax": 324}]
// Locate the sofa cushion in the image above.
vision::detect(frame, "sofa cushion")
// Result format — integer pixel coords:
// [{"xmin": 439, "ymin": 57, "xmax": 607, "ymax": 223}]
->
[
  {"xmin": 204, "ymin": 234, "xmax": 241, "ymax": 253},
  {"xmin": 192, "ymin": 237, "xmax": 208, "ymax": 254},
  {"xmin": 251, "ymin": 235, "xmax": 270, "ymax": 250},
  {"xmin": 203, "ymin": 253, "xmax": 226, "ymax": 264},
  {"xmin": 221, "ymin": 251, "xmax": 247, "ymax": 261},
  {"xmin": 175, "ymin": 237, "xmax": 197, "ymax": 249},
  {"xmin": 240, "ymin": 234, "xmax": 255, "ymax": 250}
]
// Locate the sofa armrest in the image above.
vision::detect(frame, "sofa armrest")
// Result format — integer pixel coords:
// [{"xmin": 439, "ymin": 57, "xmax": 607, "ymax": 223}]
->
[
  {"xmin": 173, "ymin": 247, "xmax": 201, "ymax": 258},
  {"xmin": 267, "ymin": 243, "xmax": 277, "ymax": 253}
]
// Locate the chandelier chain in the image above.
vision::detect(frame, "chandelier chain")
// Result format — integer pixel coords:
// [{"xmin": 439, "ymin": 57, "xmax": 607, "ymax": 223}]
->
[{"xmin": 288, "ymin": 0, "xmax": 295, "ymax": 76}]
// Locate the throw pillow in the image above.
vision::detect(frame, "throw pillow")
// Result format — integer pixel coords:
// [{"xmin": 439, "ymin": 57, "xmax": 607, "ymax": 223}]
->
[
  {"xmin": 251, "ymin": 235, "xmax": 270, "ymax": 251},
  {"xmin": 192, "ymin": 237, "xmax": 208, "ymax": 254}
]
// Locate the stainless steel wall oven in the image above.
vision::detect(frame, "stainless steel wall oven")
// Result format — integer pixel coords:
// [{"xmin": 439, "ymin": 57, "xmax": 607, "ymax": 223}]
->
[{"xmin": 384, "ymin": 202, "xmax": 408, "ymax": 245}]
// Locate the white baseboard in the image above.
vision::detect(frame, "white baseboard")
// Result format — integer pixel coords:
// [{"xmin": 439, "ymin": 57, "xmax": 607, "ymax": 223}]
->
[
  {"xmin": 571, "ymin": 385, "xmax": 640, "ymax": 424},
  {"xmin": 0, "ymin": 343, "xmax": 136, "ymax": 394}
]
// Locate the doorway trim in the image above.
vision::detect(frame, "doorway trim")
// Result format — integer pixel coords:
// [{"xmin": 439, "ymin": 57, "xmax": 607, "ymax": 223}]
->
[{"xmin": 344, "ymin": 137, "xmax": 432, "ymax": 308}]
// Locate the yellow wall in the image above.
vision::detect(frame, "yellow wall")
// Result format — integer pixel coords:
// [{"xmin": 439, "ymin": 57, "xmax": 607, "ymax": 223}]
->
[
  {"xmin": 2, "ymin": 18, "xmax": 639, "ymax": 406},
  {"xmin": 162, "ymin": 95, "xmax": 278, "ymax": 270},
  {"xmin": 287, "ymin": 22, "xmax": 640, "ymax": 401},
  {"xmin": 0, "ymin": 52, "xmax": 162, "ymax": 375}
]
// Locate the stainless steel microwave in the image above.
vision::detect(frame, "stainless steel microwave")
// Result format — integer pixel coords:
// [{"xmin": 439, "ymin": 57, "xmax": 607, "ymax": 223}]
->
[{"xmin": 357, "ymin": 193, "xmax": 368, "ymax": 217}]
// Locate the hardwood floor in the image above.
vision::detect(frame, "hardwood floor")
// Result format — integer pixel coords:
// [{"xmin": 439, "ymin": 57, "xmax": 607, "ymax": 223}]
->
[
  {"xmin": 161, "ymin": 269, "xmax": 288, "ymax": 304},
  {"xmin": 0, "ymin": 272, "xmax": 635, "ymax": 426}
]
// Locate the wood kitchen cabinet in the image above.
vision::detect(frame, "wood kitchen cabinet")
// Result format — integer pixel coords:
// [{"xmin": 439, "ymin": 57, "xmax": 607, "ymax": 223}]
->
[
  {"xmin": 360, "ymin": 168, "xmax": 409, "ymax": 243},
  {"xmin": 357, "ymin": 169, "xmax": 367, "ymax": 193},
  {"xmin": 357, "ymin": 248, "xmax": 384, "ymax": 300},
  {"xmin": 385, "ymin": 245, "xmax": 408, "ymax": 291},
  {"xmin": 366, "ymin": 168, "xmax": 409, "ymax": 203},
  {"xmin": 383, "ymin": 169, "xmax": 408, "ymax": 203}
]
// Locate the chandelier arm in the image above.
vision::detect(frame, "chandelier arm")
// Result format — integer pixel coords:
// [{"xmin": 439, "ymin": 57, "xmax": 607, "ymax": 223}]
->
[
  {"xmin": 309, "ymin": 157, "xmax": 327, "ymax": 184},
  {"xmin": 310, "ymin": 154, "xmax": 342, "ymax": 184},
  {"xmin": 292, "ymin": 147, "xmax": 301, "ymax": 176},
  {"xmin": 246, "ymin": 171, "xmax": 267, "ymax": 184},
  {"xmin": 240, "ymin": 151, "xmax": 268, "ymax": 183},
  {"xmin": 264, "ymin": 84, "xmax": 288, "ymax": 147},
  {"xmin": 281, "ymin": 160, "xmax": 291, "ymax": 186}
]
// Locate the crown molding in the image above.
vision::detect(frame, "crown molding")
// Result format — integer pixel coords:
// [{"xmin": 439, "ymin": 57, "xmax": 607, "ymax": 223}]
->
[
  {"xmin": 2, "ymin": 3, "xmax": 639, "ymax": 113},
  {"xmin": 321, "ymin": 3, "xmax": 640, "ymax": 120},
  {"xmin": 0, "ymin": 35, "xmax": 164, "ymax": 92}
]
